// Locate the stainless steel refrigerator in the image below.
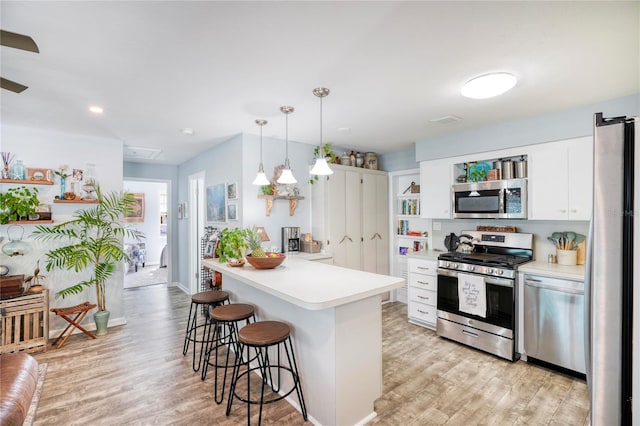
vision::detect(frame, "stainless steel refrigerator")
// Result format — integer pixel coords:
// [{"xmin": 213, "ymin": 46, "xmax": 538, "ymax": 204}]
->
[{"xmin": 587, "ymin": 113, "xmax": 638, "ymax": 425}]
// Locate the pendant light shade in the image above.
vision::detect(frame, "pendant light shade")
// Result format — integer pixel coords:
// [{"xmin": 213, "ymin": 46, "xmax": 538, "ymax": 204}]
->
[
  {"xmin": 252, "ymin": 119, "xmax": 271, "ymax": 186},
  {"xmin": 277, "ymin": 106, "xmax": 297, "ymax": 184},
  {"xmin": 310, "ymin": 87, "xmax": 334, "ymax": 176}
]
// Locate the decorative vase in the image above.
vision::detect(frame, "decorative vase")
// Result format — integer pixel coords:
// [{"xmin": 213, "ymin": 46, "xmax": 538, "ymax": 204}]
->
[
  {"xmin": 10, "ymin": 160, "xmax": 25, "ymax": 180},
  {"xmin": 93, "ymin": 310, "xmax": 110, "ymax": 335},
  {"xmin": 60, "ymin": 176, "xmax": 66, "ymax": 199}
]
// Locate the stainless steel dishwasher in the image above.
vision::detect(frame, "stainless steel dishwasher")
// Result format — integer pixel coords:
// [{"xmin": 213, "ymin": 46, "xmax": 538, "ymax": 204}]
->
[{"xmin": 523, "ymin": 274, "xmax": 585, "ymax": 374}]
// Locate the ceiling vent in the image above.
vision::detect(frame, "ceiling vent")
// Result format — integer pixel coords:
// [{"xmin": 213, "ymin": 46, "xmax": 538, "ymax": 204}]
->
[
  {"xmin": 430, "ymin": 115, "xmax": 463, "ymax": 125},
  {"xmin": 123, "ymin": 146, "xmax": 162, "ymax": 160}
]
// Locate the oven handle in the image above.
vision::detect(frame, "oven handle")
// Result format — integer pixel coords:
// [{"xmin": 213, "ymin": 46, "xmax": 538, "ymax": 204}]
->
[{"xmin": 437, "ymin": 268, "xmax": 514, "ymax": 288}]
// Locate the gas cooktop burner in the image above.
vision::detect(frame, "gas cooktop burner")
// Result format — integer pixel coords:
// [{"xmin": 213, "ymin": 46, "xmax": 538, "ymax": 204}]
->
[{"xmin": 438, "ymin": 252, "xmax": 531, "ymax": 268}]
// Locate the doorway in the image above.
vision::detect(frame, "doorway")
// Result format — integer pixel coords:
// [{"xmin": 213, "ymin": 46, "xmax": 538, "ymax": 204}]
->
[{"xmin": 123, "ymin": 179, "xmax": 171, "ymax": 288}]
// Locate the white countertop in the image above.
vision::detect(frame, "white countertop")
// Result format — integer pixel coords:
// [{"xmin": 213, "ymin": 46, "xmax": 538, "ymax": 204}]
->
[
  {"xmin": 202, "ymin": 257, "xmax": 405, "ymax": 310},
  {"xmin": 406, "ymin": 250, "xmax": 445, "ymax": 261},
  {"xmin": 284, "ymin": 251, "xmax": 333, "ymax": 261},
  {"xmin": 519, "ymin": 261, "xmax": 586, "ymax": 281}
]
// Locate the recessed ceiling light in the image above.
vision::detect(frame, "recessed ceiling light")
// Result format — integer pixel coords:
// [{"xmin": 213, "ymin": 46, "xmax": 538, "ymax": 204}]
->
[
  {"xmin": 89, "ymin": 105, "xmax": 104, "ymax": 114},
  {"xmin": 180, "ymin": 128, "xmax": 194, "ymax": 135},
  {"xmin": 337, "ymin": 127, "xmax": 351, "ymax": 132},
  {"xmin": 461, "ymin": 72, "xmax": 517, "ymax": 99}
]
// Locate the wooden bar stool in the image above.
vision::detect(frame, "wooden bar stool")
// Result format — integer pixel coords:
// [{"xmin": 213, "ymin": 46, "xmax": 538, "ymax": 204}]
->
[
  {"xmin": 182, "ymin": 290, "xmax": 229, "ymax": 372},
  {"xmin": 202, "ymin": 303, "xmax": 256, "ymax": 404},
  {"xmin": 50, "ymin": 302, "xmax": 97, "ymax": 349},
  {"xmin": 226, "ymin": 321, "xmax": 307, "ymax": 425}
]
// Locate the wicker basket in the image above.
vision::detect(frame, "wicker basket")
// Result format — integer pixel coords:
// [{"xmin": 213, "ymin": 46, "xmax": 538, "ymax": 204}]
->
[{"xmin": 301, "ymin": 240, "xmax": 322, "ymax": 253}]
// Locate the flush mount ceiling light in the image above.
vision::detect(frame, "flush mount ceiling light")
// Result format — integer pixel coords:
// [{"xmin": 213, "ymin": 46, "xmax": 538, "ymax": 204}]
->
[
  {"xmin": 252, "ymin": 119, "xmax": 270, "ymax": 186},
  {"xmin": 89, "ymin": 105, "xmax": 104, "ymax": 114},
  {"xmin": 310, "ymin": 87, "xmax": 333, "ymax": 176},
  {"xmin": 461, "ymin": 72, "xmax": 517, "ymax": 99},
  {"xmin": 180, "ymin": 127, "xmax": 194, "ymax": 135},
  {"xmin": 277, "ymin": 106, "xmax": 297, "ymax": 185}
]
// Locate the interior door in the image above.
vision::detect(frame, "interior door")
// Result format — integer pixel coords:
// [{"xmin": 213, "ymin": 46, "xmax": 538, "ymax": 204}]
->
[{"xmin": 188, "ymin": 172, "xmax": 205, "ymax": 294}]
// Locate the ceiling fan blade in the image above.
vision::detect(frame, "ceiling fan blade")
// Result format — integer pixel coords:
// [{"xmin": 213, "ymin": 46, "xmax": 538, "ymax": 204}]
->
[
  {"xmin": 0, "ymin": 30, "xmax": 39, "ymax": 53},
  {"xmin": 1, "ymin": 77, "xmax": 28, "ymax": 93}
]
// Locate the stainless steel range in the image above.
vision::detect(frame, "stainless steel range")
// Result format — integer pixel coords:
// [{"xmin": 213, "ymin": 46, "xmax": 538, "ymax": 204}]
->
[{"xmin": 436, "ymin": 230, "xmax": 533, "ymax": 361}]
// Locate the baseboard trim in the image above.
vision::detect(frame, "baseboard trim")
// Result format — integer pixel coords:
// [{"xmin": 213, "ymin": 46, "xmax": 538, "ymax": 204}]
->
[{"xmin": 48, "ymin": 316, "xmax": 127, "ymax": 339}]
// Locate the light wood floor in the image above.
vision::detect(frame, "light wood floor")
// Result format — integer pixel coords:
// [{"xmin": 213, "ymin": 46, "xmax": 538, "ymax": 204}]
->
[{"xmin": 31, "ymin": 285, "xmax": 589, "ymax": 425}]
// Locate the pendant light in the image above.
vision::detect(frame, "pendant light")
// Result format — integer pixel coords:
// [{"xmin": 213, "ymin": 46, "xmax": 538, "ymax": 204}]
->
[
  {"xmin": 277, "ymin": 106, "xmax": 297, "ymax": 184},
  {"xmin": 310, "ymin": 87, "xmax": 334, "ymax": 176},
  {"xmin": 252, "ymin": 119, "xmax": 270, "ymax": 186}
]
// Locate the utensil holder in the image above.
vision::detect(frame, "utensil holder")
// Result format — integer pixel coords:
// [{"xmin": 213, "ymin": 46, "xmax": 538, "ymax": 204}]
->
[{"xmin": 556, "ymin": 249, "xmax": 577, "ymax": 266}]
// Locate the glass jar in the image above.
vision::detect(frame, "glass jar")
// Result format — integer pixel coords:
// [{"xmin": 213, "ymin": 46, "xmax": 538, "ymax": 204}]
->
[
  {"xmin": 356, "ymin": 152, "xmax": 364, "ymax": 167},
  {"xmin": 10, "ymin": 160, "xmax": 25, "ymax": 180},
  {"xmin": 82, "ymin": 163, "xmax": 97, "ymax": 200}
]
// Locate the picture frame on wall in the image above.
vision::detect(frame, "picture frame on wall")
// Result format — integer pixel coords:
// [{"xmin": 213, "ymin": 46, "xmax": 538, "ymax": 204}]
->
[
  {"xmin": 204, "ymin": 240, "xmax": 215, "ymax": 258},
  {"xmin": 227, "ymin": 182, "xmax": 237, "ymax": 200},
  {"xmin": 124, "ymin": 193, "xmax": 145, "ymax": 222},
  {"xmin": 206, "ymin": 183, "xmax": 226, "ymax": 222},
  {"xmin": 227, "ymin": 203, "xmax": 238, "ymax": 221}
]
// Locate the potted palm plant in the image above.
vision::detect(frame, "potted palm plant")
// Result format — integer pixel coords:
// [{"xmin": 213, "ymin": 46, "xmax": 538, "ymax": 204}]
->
[{"xmin": 32, "ymin": 188, "xmax": 144, "ymax": 335}]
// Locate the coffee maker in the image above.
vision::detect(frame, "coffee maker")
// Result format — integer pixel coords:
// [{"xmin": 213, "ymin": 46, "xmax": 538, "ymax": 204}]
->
[{"xmin": 281, "ymin": 227, "xmax": 300, "ymax": 253}]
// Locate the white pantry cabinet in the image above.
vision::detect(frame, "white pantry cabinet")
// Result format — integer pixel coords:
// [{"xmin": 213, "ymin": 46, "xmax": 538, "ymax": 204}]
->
[
  {"xmin": 528, "ymin": 136, "xmax": 593, "ymax": 220},
  {"xmin": 311, "ymin": 164, "xmax": 389, "ymax": 272},
  {"xmin": 420, "ymin": 158, "xmax": 451, "ymax": 219},
  {"xmin": 362, "ymin": 173, "xmax": 389, "ymax": 275}
]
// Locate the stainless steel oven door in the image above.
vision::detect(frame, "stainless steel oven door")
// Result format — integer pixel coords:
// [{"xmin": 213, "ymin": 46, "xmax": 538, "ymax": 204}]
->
[{"xmin": 436, "ymin": 268, "xmax": 515, "ymax": 331}]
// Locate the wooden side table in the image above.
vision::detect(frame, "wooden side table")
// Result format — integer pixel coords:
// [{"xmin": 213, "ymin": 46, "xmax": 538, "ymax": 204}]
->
[{"xmin": 0, "ymin": 289, "xmax": 49, "ymax": 354}]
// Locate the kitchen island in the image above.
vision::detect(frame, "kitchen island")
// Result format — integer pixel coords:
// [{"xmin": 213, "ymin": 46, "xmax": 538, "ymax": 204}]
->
[{"xmin": 202, "ymin": 257, "xmax": 404, "ymax": 426}]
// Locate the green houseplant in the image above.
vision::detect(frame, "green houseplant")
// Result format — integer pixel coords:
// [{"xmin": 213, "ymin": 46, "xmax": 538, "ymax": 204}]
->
[
  {"xmin": 0, "ymin": 185, "xmax": 40, "ymax": 224},
  {"xmin": 216, "ymin": 227, "xmax": 247, "ymax": 265},
  {"xmin": 32, "ymin": 188, "xmax": 144, "ymax": 335}
]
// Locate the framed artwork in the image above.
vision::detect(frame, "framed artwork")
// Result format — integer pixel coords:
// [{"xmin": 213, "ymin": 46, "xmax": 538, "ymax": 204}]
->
[
  {"xmin": 124, "ymin": 193, "xmax": 145, "ymax": 222},
  {"xmin": 227, "ymin": 203, "xmax": 238, "ymax": 221},
  {"xmin": 26, "ymin": 168, "xmax": 52, "ymax": 182},
  {"xmin": 204, "ymin": 240, "xmax": 215, "ymax": 258},
  {"xmin": 227, "ymin": 182, "xmax": 237, "ymax": 200},
  {"xmin": 206, "ymin": 184, "xmax": 226, "ymax": 222},
  {"xmin": 72, "ymin": 169, "xmax": 84, "ymax": 181}
]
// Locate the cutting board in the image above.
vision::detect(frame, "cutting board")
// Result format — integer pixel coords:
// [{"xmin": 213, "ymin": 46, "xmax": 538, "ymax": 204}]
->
[{"xmin": 576, "ymin": 240, "xmax": 586, "ymax": 265}]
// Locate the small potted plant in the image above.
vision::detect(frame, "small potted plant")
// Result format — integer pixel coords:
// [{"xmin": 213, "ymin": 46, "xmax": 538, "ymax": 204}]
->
[
  {"xmin": 0, "ymin": 185, "xmax": 40, "ymax": 223},
  {"xmin": 216, "ymin": 227, "xmax": 247, "ymax": 266}
]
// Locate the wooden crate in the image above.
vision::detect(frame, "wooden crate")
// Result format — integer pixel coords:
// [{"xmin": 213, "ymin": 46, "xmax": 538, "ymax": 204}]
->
[{"xmin": 0, "ymin": 290, "xmax": 49, "ymax": 354}]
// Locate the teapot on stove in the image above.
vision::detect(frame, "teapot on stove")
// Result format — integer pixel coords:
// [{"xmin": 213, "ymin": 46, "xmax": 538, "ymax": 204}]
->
[{"xmin": 456, "ymin": 234, "xmax": 477, "ymax": 254}]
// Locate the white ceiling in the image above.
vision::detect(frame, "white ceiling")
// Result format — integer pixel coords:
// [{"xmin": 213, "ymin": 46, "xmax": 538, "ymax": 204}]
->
[{"xmin": 1, "ymin": 1, "xmax": 639, "ymax": 165}]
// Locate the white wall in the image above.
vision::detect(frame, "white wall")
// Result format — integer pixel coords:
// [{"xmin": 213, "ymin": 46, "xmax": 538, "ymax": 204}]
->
[
  {"xmin": 1, "ymin": 125, "xmax": 125, "ymax": 334},
  {"xmin": 241, "ymin": 133, "xmax": 315, "ymax": 252},
  {"xmin": 122, "ymin": 180, "xmax": 167, "ymax": 265}
]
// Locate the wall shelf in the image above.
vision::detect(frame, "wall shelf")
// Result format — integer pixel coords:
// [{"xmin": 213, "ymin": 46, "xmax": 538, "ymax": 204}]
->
[
  {"xmin": 258, "ymin": 195, "xmax": 304, "ymax": 216},
  {"xmin": 53, "ymin": 199, "xmax": 99, "ymax": 204},
  {"xmin": 0, "ymin": 178, "xmax": 53, "ymax": 185},
  {"xmin": 7, "ymin": 220, "xmax": 54, "ymax": 225}
]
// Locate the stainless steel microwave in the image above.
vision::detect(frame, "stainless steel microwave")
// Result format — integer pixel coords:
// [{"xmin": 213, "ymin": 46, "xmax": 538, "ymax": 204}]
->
[{"xmin": 452, "ymin": 178, "xmax": 527, "ymax": 219}]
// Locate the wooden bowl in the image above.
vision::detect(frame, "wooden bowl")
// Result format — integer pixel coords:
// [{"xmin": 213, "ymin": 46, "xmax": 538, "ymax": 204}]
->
[{"xmin": 245, "ymin": 254, "xmax": 285, "ymax": 269}]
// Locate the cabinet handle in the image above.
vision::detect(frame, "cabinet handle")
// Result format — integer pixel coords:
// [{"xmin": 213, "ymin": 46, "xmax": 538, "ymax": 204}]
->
[
  {"xmin": 370, "ymin": 232, "xmax": 381, "ymax": 241},
  {"xmin": 339, "ymin": 235, "xmax": 348, "ymax": 244},
  {"xmin": 571, "ymin": 209, "xmax": 577, "ymax": 213},
  {"xmin": 417, "ymin": 309, "xmax": 430, "ymax": 315},
  {"xmin": 417, "ymin": 266, "xmax": 430, "ymax": 271},
  {"xmin": 560, "ymin": 209, "xmax": 567, "ymax": 213},
  {"xmin": 417, "ymin": 295, "xmax": 430, "ymax": 301},
  {"xmin": 417, "ymin": 281, "xmax": 429, "ymax": 285}
]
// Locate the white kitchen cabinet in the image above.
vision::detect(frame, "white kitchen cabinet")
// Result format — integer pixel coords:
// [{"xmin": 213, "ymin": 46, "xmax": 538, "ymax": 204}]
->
[
  {"xmin": 311, "ymin": 164, "xmax": 388, "ymax": 272},
  {"xmin": 362, "ymin": 173, "xmax": 389, "ymax": 275},
  {"xmin": 420, "ymin": 158, "xmax": 451, "ymax": 219},
  {"xmin": 407, "ymin": 258, "xmax": 438, "ymax": 330},
  {"xmin": 529, "ymin": 136, "xmax": 593, "ymax": 220}
]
